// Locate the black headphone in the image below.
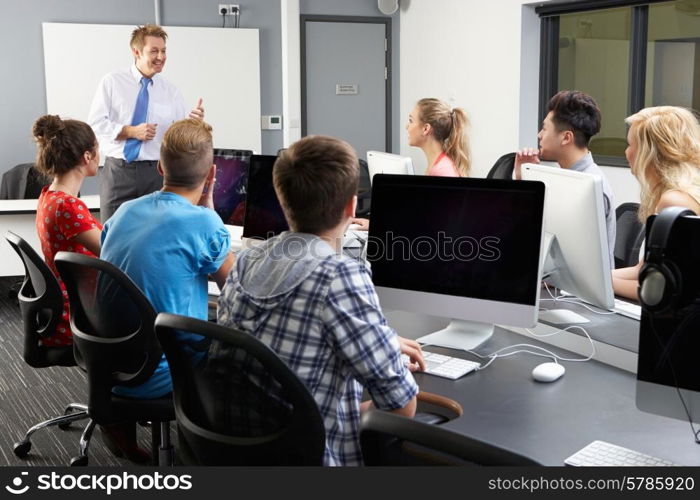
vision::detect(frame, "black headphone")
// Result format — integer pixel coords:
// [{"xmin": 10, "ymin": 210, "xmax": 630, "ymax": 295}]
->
[{"xmin": 638, "ymin": 207, "xmax": 694, "ymax": 313}]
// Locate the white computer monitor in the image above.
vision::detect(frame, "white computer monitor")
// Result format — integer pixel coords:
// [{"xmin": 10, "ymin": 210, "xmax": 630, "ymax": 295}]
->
[
  {"xmin": 366, "ymin": 151, "xmax": 414, "ymax": 184},
  {"xmin": 636, "ymin": 214, "xmax": 700, "ymax": 424},
  {"xmin": 367, "ymin": 174, "xmax": 546, "ymax": 350},
  {"xmin": 521, "ymin": 164, "xmax": 614, "ymax": 311}
]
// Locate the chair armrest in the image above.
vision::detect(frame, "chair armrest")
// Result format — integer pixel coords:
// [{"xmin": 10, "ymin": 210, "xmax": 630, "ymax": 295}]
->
[{"xmin": 416, "ymin": 391, "xmax": 463, "ymax": 421}]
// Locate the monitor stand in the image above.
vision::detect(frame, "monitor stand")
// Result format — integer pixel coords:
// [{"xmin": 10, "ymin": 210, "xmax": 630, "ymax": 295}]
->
[
  {"xmin": 539, "ymin": 232, "xmax": 589, "ymax": 324},
  {"xmin": 416, "ymin": 319, "xmax": 494, "ymax": 351}
]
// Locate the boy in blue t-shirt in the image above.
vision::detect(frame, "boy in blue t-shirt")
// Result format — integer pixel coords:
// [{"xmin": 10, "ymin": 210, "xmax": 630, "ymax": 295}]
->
[{"xmin": 99, "ymin": 118, "xmax": 234, "ymax": 460}]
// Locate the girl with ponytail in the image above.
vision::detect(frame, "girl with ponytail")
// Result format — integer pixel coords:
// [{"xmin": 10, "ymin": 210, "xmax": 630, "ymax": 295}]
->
[
  {"xmin": 407, "ymin": 98, "xmax": 471, "ymax": 177},
  {"xmin": 349, "ymin": 98, "xmax": 472, "ymax": 230}
]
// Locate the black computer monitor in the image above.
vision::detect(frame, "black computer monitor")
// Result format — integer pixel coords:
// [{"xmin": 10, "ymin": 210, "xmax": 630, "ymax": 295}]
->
[
  {"xmin": 636, "ymin": 213, "xmax": 700, "ymax": 424},
  {"xmin": 367, "ymin": 174, "xmax": 545, "ymax": 350},
  {"xmin": 242, "ymin": 154, "xmax": 289, "ymax": 240},
  {"xmin": 212, "ymin": 149, "xmax": 253, "ymax": 226}
]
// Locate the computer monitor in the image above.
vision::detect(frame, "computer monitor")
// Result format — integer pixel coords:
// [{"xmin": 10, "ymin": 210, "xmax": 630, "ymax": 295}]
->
[
  {"xmin": 366, "ymin": 151, "xmax": 414, "ymax": 184},
  {"xmin": 242, "ymin": 154, "xmax": 289, "ymax": 240},
  {"xmin": 521, "ymin": 164, "xmax": 614, "ymax": 311},
  {"xmin": 636, "ymin": 214, "xmax": 700, "ymax": 424},
  {"xmin": 367, "ymin": 174, "xmax": 545, "ymax": 350},
  {"xmin": 212, "ymin": 149, "xmax": 253, "ymax": 226}
]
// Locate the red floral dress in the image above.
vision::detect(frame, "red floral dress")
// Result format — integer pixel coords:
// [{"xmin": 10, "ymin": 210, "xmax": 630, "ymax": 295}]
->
[{"xmin": 36, "ymin": 187, "xmax": 102, "ymax": 346}]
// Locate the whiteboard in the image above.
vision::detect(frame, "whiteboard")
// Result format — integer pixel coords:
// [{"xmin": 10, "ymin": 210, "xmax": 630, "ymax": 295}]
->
[{"xmin": 42, "ymin": 23, "xmax": 261, "ymax": 154}]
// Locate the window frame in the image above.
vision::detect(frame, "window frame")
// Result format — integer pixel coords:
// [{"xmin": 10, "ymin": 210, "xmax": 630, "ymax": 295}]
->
[{"xmin": 537, "ymin": 0, "xmax": 671, "ymax": 167}]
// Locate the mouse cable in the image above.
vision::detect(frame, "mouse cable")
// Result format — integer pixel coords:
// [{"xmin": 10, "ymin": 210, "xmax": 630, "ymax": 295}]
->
[{"xmin": 419, "ymin": 325, "xmax": 595, "ymax": 372}]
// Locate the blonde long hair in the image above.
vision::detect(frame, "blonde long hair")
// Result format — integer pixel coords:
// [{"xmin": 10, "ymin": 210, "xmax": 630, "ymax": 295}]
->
[
  {"xmin": 626, "ymin": 106, "xmax": 700, "ymax": 222},
  {"xmin": 416, "ymin": 98, "xmax": 471, "ymax": 177}
]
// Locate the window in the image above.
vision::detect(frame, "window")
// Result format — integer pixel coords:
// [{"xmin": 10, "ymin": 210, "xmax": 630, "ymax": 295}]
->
[
  {"xmin": 538, "ymin": 0, "xmax": 700, "ymax": 166},
  {"xmin": 646, "ymin": 2, "xmax": 700, "ymax": 108}
]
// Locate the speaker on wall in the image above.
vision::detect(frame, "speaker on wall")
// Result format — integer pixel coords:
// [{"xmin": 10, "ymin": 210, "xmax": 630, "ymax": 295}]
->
[{"xmin": 378, "ymin": 0, "xmax": 399, "ymax": 15}]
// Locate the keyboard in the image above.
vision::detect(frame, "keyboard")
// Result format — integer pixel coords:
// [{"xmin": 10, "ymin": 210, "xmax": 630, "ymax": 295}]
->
[
  {"xmin": 403, "ymin": 352, "xmax": 480, "ymax": 380},
  {"xmin": 612, "ymin": 299, "xmax": 642, "ymax": 321},
  {"xmin": 565, "ymin": 440, "xmax": 677, "ymax": 466}
]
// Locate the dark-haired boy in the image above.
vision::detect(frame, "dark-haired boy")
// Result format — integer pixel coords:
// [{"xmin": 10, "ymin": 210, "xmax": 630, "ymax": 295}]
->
[
  {"xmin": 514, "ymin": 90, "xmax": 615, "ymax": 267},
  {"xmin": 216, "ymin": 135, "xmax": 423, "ymax": 466}
]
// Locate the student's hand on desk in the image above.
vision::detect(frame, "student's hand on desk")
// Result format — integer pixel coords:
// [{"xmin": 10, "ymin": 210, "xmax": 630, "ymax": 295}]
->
[
  {"xmin": 398, "ymin": 337, "xmax": 425, "ymax": 372},
  {"xmin": 514, "ymin": 148, "xmax": 540, "ymax": 180},
  {"xmin": 350, "ymin": 217, "xmax": 370, "ymax": 231},
  {"xmin": 198, "ymin": 165, "xmax": 216, "ymax": 209},
  {"xmin": 189, "ymin": 98, "xmax": 205, "ymax": 121}
]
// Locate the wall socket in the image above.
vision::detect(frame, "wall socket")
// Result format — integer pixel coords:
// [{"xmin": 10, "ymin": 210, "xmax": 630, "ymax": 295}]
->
[{"xmin": 218, "ymin": 4, "xmax": 240, "ymax": 15}]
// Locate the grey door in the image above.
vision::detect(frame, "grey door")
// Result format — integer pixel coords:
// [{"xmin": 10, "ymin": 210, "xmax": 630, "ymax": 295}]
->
[{"xmin": 303, "ymin": 18, "xmax": 389, "ymax": 159}]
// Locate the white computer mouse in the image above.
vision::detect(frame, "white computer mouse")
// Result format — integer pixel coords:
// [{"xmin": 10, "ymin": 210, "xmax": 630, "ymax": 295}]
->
[{"xmin": 531, "ymin": 362, "xmax": 565, "ymax": 383}]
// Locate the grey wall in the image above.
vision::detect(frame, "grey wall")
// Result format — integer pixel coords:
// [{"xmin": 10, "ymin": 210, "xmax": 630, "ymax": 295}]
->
[{"xmin": 0, "ymin": 0, "xmax": 399, "ymax": 194}]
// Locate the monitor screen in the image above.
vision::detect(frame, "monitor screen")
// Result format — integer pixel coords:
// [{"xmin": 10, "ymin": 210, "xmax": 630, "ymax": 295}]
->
[
  {"xmin": 636, "ymin": 214, "xmax": 700, "ymax": 424},
  {"xmin": 366, "ymin": 151, "xmax": 414, "ymax": 184},
  {"xmin": 212, "ymin": 149, "xmax": 253, "ymax": 226},
  {"xmin": 242, "ymin": 154, "xmax": 289, "ymax": 240},
  {"xmin": 367, "ymin": 174, "xmax": 545, "ymax": 349}
]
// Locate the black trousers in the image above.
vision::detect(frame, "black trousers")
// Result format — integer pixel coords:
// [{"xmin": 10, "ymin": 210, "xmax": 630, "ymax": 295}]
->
[{"xmin": 100, "ymin": 157, "xmax": 162, "ymax": 223}]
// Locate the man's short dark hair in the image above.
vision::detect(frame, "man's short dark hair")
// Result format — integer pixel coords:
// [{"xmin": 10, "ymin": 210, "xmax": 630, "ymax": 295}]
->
[
  {"xmin": 547, "ymin": 90, "xmax": 601, "ymax": 148},
  {"xmin": 273, "ymin": 135, "xmax": 359, "ymax": 234}
]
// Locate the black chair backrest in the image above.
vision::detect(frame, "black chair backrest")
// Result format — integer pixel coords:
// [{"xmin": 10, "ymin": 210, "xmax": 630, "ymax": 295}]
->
[
  {"xmin": 24, "ymin": 166, "xmax": 51, "ymax": 198},
  {"xmin": 154, "ymin": 313, "xmax": 326, "ymax": 465},
  {"xmin": 360, "ymin": 410, "xmax": 541, "ymax": 466},
  {"xmin": 5, "ymin": 231, "xmax": 72, "ymax": 367},
  {"xmin": 487, "ymin": 152, "xmax": 516, "ymax": 180},
  {"xmin": 614, "ymin": 202, "xmax": 645, "ymax": 268},
  {"xmin": 0, "ymin": 163, "xmax": 50, "ymax": 200},
  {"xmin": 54, "ymin": 252, "xmax": 163, "ymax": 422},
  {"xmin": 357, "ymin": 158, "xmax": 371, "ymax": 216}
]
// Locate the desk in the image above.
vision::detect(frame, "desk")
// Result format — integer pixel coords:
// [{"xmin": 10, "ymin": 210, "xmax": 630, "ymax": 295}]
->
[
  {"xmin": 384, "ymin": 310, "xmax": 700, "ymax": 466},
  {"xmin": 0, "ymin": 195, "xmax": 100, "ymax": 276}
]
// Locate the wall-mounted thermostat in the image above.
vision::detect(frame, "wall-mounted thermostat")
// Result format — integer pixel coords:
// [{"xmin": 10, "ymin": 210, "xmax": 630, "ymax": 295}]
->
[{"xmin": 261, "ymin": 115, "xmax": 282, "ymax": 130}]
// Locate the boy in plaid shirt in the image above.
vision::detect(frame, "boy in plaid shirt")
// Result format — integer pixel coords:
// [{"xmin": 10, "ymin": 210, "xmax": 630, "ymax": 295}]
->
[{"xmin": 217, "ymin": 135, "xmax": 423, "ymax": 465}]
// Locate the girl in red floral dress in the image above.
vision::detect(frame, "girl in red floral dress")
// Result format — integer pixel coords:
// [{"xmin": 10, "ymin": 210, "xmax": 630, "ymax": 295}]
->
[{"xmin": 33, "ymin": 114, "xmax": 103, "ymax": 347}]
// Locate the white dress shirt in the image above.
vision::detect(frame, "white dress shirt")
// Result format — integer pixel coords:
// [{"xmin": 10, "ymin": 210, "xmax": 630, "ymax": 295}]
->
[{"xmin": 88, "ymin": 64, "xmax": 187, "ymax": 161}]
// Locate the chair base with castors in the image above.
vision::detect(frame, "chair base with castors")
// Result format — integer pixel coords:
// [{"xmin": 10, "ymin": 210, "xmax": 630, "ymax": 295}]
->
[{"xmin": 12, "ymin": 400, "xmax": 91, "ymax": 460}]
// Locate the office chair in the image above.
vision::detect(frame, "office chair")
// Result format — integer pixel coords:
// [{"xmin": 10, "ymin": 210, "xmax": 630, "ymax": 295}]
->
[
  {"xmin": 154, "ymin": 313, "xmax": 326, "ymax": 465},
  {"xmin": 614, "ymin": 202, "xmax": 645, "ymax": 269},
  {"xmin": 4, "ymin": 231, "xmax": 92, "ymax": 463},
  {"xmin": 486, "ymin": 153, "xmax": 516, "ymax": 179},
  {"xmin": 360, "ymin": 410, "xmax": 541, "ymax": 465},
  {"xmin": 0, "ymin": 163, "xmax": 50, "ymax": 200},
  {"xmin": 54, "ymin": 252, "xmax": 175, "ymax": 466}
]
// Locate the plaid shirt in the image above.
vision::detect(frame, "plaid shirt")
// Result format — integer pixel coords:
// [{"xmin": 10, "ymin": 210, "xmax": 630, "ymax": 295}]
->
[{"xmin": 217, "ymin": 233, "xmax": 418, "ymax": 466}]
